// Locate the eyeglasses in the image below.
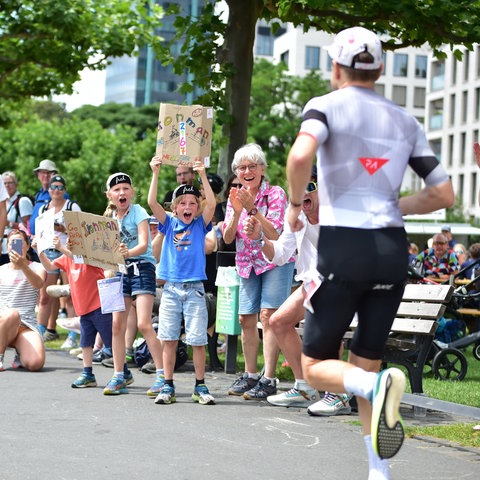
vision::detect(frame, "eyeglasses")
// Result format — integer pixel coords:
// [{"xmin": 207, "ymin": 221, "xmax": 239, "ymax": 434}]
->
[
  {"xmin": 50, "ymin": 185, "xmax": 65, "ymax": 191},
  {"xmin": 236, "ymin": 164, "xmax": 258, "ymax": 173},
  {"xmin": 455, "ymin": 250, "xmax": 465, "ymax": 255},
  {"xmin": 3, "ymin": 181, "xmax": 15, "ymax": 186},
  {"xmin": 305, "ymin": 181, "xmax": 317, "ymax": 193},
  {"xmin": 433, "ymin": 241, "xmax": 447, "ymax": 245},
  {"xmin": 231, "ymin": 183, "xmax": 242, "ymax": 188}
]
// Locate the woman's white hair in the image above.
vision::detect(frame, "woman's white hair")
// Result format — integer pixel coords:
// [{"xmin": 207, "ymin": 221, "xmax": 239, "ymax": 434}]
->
[{"xmin": 231, "ymin": 143, "xmax": 268, "ymax": 172}]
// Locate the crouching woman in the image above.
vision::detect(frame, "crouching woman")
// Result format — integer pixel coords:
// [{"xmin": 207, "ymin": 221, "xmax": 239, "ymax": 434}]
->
[{"xmin": 0, "ymin": 230, "xmax": 47, "ymax": 371}]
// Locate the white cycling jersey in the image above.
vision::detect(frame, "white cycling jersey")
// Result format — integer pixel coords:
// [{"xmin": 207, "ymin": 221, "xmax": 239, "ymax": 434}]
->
[{"xmin": 300, "ymin": 86, "xmax": 449, "ymax": 229}]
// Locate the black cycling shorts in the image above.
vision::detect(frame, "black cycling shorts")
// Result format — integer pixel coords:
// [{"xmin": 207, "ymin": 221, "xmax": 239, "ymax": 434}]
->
[{"xmin": 302, "ymin": 226, "xmax": 408, "ymax": 361}]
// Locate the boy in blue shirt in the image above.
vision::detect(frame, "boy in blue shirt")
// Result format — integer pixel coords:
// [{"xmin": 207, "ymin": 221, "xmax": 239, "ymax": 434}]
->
[{"xmin": 148, "ymin": 156, "xmax": 216, "ymax": 405}]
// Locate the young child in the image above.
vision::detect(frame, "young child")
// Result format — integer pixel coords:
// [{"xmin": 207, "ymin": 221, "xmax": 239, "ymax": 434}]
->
[
  {"xmin": 38, "ymin": 235, "xmax": 115, "ymax": 388},
  {"xmin": 148, "ymin": 157, "xmax": 216, "ymax": 405},
  {"xmin": 103, "ymin": 172, "xmax": 164, "ymax": 396}
]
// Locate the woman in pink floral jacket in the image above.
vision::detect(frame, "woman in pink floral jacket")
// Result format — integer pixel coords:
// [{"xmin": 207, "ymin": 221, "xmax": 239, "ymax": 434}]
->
[{"xmin": 223, "ymin": 143, "xmax": 295, "ymax": 400}]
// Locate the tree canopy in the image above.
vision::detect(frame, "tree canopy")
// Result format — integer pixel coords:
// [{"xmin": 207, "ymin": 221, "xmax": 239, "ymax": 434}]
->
[{"xmin": 0, "ymin": 0, "xmax": 164, "ymax": 100}]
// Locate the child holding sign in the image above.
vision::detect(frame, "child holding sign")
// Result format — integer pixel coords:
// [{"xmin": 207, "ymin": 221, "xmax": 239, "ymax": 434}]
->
[
  {"xmin": 148, "ymin": 157, "xmax": 216, "ymax": 405},
  {"xmin": 103, "ymin": 173, "xmax": 164, "ymax": 397},
  {"xmin": 38, "ymin": 235, "xmax": 115, "ymax": 388}
]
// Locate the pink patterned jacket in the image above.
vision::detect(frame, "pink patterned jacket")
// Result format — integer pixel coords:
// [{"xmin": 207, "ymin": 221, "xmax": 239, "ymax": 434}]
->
[{"xmin": 223, "ymin": 179, "xmax": 294, "ymax": 278}]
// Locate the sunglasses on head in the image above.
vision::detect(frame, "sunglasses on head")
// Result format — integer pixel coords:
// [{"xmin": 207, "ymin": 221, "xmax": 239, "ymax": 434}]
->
[
  {"xmin": 50, "ymin": 185, "xmax": 65, "ymax": 191},
  {"xmin": 305, "ymin": 181, "xmax": 317, "ymax": 193}
]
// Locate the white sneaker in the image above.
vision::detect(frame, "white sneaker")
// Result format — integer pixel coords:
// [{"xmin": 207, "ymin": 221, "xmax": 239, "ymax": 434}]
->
[
  {"xmin": 57, "ymin": 316, "xmax": 81, "ymax": 334},
  {"xmin": 61, "ymin": 335, "xmax": 78, "ymax": 349},
  {"xmin": 307, "ymin": 392, "xmax": 352, "ymax": 416},
  {"xmin": 267, "ymin": 387, "xmax": 320, "ymax": 407},
  {"xmin": 46, "ymin": 284, "xmax": 71, "ymax": 297}
]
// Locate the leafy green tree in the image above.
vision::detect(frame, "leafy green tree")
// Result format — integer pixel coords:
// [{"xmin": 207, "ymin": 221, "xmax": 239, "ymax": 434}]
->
[
  {"xmin": 165, "ymin": 0, "xmax": 480, "ymax": 178},
  {"xmin": 0, "ymin": 117, "xmax": 171, "ymax": 215},
  {"xmin": 248, "ymin": 58, "xmax": 329, "ymax": 188},
  {"xmin": 0, "ymin": 0, "xmax": 164, "ymax": 125}
]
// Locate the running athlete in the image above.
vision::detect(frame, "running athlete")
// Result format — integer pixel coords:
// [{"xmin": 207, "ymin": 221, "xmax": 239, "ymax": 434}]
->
[{"xmin": 286, "ymin": 27, "xmax": 454, "ymax": 480}]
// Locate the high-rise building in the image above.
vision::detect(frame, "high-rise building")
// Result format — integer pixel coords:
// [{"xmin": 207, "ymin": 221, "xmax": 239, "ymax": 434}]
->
[
  {"xmin": 426, "ymin": 47, "xmax": 480, "ymax": 219},
  {"xmin": 105, "ymin": 0, "xmax": 205, "ymax": 106}
]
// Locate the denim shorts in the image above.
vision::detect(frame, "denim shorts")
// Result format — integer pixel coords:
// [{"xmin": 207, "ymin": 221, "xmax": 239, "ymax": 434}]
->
[
  {"xmin": 44, "ymin": 248, "xmax": 62, "ymax": 274},
  {"xmin": 117, "ymin": 260, "xmax": 156, "ymax": 299},
  {"xmin": 158, "ymin": 281, "xmax": 208, "ymax": 346},
  {"xmin": 239, "ymin": 262, "xmax": 295, "ymax": 314},
  {"xmin": 80, "ymin": 307, "xmax": 113, "ymax": 349}
]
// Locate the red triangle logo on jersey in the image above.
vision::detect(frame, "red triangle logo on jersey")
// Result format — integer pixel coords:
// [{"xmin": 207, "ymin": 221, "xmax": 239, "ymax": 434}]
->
[{"xmin": 359, "ymin": 157, "xmax": 389, "ymax": 175}]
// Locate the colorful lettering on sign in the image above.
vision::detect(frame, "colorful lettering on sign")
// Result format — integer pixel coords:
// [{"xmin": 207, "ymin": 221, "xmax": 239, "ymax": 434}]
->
[
  {"xmin": 80, "ymin": 219, "xmax": 119, "ymax": 238},
  {"xmin": 179, "ymin": 121, "xmax": 187, "ymax": 156}
]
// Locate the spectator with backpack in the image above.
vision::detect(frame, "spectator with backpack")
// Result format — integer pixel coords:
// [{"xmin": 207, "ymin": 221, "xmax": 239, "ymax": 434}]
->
[
  {"xmin": 35, "ymin": 175, "xmax": 80, "ymax": 347},
  {"xmin": 1, "ymin": 171, "xmax": 33, "ymax": 265}
]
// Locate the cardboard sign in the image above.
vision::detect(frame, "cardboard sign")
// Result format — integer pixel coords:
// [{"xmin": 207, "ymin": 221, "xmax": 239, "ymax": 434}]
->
[
  {"xmin": 63, "ymin": 211, "xmax": 125, "ymax": 272},
  {"xmin": 35, "ymin": 208, "xmax": 55, "ymax": 253},
  {"xmin": 156, "ymin": 103, "xmax": 213, "ymax": 167}
]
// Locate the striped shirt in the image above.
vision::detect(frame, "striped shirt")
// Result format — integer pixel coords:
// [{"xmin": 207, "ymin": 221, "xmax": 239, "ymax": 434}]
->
[{"xmin": 0, "ymin": 262, "xmax": 45, "ymax": 331}]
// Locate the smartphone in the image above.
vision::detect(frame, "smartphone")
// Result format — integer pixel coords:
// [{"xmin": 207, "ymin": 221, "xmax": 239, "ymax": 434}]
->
[{"xmin": 11, "ymin": 238, "xmax": 23, "ymax": 255}]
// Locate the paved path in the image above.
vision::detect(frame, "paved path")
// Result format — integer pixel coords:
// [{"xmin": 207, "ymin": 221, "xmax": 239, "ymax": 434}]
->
[{"xmin": 0, "ymin": 349, "xmax": 479, "ymax": 480}]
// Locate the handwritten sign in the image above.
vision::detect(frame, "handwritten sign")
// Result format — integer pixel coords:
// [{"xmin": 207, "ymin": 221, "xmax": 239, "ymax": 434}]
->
[
  {"xmin": 63, "ymin": 211, "xmax": 125, "ymax": 272},
  {"xmin": 156, "ymin": 103, "xmax": 213, "ymax": 167}
]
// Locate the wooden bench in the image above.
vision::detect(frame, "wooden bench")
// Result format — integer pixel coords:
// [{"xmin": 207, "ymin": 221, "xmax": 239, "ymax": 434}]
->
[{"xmin": 344, "ymin": 283, "xmax": 454, "ymax": 394}]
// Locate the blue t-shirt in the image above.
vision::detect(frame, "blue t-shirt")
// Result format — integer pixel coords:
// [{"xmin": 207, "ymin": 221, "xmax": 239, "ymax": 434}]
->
[
  {"xmin": 158, "ymin": 214, "xmax": 212, "ymax": 282},
  {"xmin": 117, "ymin": 204, "xmax": 156, "ymax": 266}
]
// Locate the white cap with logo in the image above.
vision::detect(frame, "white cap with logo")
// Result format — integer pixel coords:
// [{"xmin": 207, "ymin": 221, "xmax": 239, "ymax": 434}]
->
[{"xmin": 327, "ymin": 26, "xmax": 383, "ymax": 71}]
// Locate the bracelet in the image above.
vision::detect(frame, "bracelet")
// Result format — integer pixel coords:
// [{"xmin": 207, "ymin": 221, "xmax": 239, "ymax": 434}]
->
[
  {"xmin": 252, "ymin": 231, "xmax": 264, "ymax": 244},
  {"xmin": 290, "ymin": 201, "xmax": 303, "ymax": 208}
]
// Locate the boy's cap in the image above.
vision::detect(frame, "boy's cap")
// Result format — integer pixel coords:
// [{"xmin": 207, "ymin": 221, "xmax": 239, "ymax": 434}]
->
[
  {"xmin": 149, "ymin": 216, "xmax": 159, "ymax": 224},
  {"xmin": 327, "ymin": 26, "xmax": 383, "ymax": 71},
  {"xmin": 49, "ymin": 175, "xmax": 66, "ymax": 187},
  {"xmin": 441, "ymin": 224, "xmax": 451, "ymax": 232},
  {"xmin": 34, "ymin": 159, "xmax": 58, "ymax": 173},
  {"xmin": 106, "ymin": 172, "xmax": 132, "ymax": 190},
  {"xmin": 172, "ymin": 184, "xmax": 201, "ymax": 201}
]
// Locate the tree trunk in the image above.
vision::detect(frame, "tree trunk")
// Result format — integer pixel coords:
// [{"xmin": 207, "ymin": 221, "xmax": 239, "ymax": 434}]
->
[{"xmin": 217, "ymin": 0, "xmax": 264, "ymax": 181}]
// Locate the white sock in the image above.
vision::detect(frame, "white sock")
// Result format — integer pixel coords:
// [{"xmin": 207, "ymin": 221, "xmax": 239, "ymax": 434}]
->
[
  {"xmin": 364, "ymin": 435, "xmax": 390, "ymax": 480},
  {"xmin": 343, "ymin": 367, "xmax": 377, "ymax": 400},
  {"xmin": 294, "ymin": 379, "xmax": 310, "ymax": 391},
  {"xmin": 247, "ymin": 372, "xmax": 260, "ymax": 380}
]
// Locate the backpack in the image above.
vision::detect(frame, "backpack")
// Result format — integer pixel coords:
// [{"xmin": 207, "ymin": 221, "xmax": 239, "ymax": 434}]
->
[
  {"xmin": 40, "ymin": 199, "xmax": 78, "ymax": 214},
  {"xmin": 8, "ymin": 193, "xmax": 35, "ymax": 223}
]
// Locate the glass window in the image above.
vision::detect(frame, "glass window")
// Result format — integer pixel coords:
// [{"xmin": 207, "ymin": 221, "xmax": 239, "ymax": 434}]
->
[
  {"xmin": 381, "ymin": 52, "xmax": 386, "ymax": 75},
  {"xmin": 305, "ymin": 46, "xmax": 320, "ymax": 70},
  {"xmin": 429, "ymin": 99, "xmax": 444, "ymax": 130},
  {"xmin": 431, "ymin": 61, "xmax": 445, "ymax": 91},
  {"xmin": 326, "ymin": 55, "xmax": 332, "ymax": 72},
  {"xmin": 256, "ymin": 26, "xmax": 274, "ymax": 56},
  {"xmin": 415, "ymin": 55, "xmax": 427, "ymax": 78},
  {"xmin": 413, "ymin": 87, "xmax": 425, "ymax": 108},
  {"xmin": 393, "ymin": 53, "xmax": 408, "ymax": 77},
  {"xmin": 471, "ymin": 172, "xmax": 477, "ymax": 206},
  {"xmin": 430, "ymin": 139, "xmax": 442, "ymax": 163},
  {"xmin": 280, "ymin": 50, "xmax": 289, "ymax": 66},
  {"xmin": 392, "ymin": 85, "xmax": 407, "ymax": 106}
]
